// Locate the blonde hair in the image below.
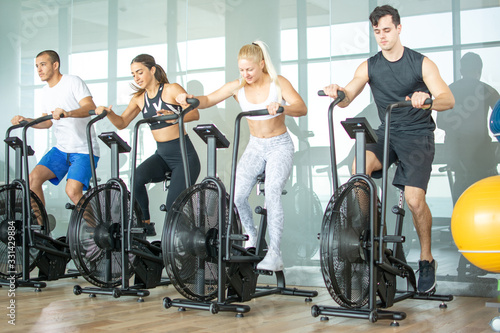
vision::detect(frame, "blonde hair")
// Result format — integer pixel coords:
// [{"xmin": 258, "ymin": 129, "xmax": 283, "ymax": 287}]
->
[{"xmin": 237, "ymin": 40, "xmax": 282, "ymax": 101}]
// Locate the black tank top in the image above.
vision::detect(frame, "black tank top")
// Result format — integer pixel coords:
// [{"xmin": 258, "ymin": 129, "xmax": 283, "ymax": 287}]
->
[
  {"xmin": 142, "ymin": 83, "xmax": 182, "ymax": 130},
  {"xmin": 368, "ymin": 47, "xmax": 435, "ymax": 134}
]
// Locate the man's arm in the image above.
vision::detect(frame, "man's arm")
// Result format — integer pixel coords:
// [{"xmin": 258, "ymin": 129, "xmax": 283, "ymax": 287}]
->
[
  {"xmin": 415, "ymin": 57, "xmax": 455, "ymax": 111},
  {"xmin": 52, "ymin": 96, "xmax": 96, "ymax": 120},
  {"xmin": 323, "ymin": 61, "xmax": 369, "ymax": 108},
  {"xmin": 11, "ymin": 114, "xmax": 51, "ymax": 129}
]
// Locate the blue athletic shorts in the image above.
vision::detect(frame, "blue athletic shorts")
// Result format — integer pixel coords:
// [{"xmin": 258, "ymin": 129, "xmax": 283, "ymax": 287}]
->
[{"xmin": 37, "ymin": 147, "xmax": 99, "ymax": 191}]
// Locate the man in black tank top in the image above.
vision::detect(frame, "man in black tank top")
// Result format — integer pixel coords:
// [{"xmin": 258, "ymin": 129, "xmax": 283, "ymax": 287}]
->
[{"xmin": 323, "ymin": 5, "xmax": 455, "ymax": 294}]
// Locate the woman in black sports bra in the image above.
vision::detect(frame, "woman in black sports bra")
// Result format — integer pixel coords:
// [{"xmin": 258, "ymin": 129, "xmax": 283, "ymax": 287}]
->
[{"xmin": 96, "ymin": 54, "xmax": 201, "ymax": 236}]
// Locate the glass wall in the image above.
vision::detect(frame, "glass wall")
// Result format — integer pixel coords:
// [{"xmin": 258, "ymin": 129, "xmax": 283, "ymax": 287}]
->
[{"xmin": 1, "ymin": 0, "xmax": 499, "ymax": 297}]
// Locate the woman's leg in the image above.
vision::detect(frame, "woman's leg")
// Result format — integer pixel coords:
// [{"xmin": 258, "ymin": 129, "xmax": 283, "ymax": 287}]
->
[
  {"xmin": 134, "ymin": 153, "xmax": 169, "ymax": 221},
  {"xmin": 262, "ymin": 138, "xmax": 294, "ymax": 253},
  {"xmin": 163, "ymin": 136, "xmax": 201, "ymax": 211},
  {"xmin": 257, "ymin": 133, "xmax": 294, "ymax": 271},
  {"xmin": 234, "ymin": 137, "xmax": 266, "ymax": 246}
]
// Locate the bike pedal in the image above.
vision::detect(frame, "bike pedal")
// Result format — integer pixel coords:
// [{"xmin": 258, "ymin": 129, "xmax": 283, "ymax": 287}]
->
[
  {"xmin": 417, "ymin": 287, "xmax": 436, "ymax": 296},
  {"xmin": 255, "ymin": 269, "xmax": 274, "ymax": 276}
]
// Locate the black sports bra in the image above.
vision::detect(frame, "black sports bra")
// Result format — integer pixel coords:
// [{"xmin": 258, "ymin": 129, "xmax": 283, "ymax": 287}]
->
[{"xmin": 142, "ymin": 83, "xmax": 182, "ymax": 130}]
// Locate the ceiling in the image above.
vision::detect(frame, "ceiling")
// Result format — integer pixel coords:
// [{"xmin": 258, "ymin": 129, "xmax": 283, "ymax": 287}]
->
[{"xmin": 16, "ymin": 0, "xmax": 500, "ymax": 56}]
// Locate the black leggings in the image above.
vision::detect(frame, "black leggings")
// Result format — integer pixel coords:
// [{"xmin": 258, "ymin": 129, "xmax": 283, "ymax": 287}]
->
[{"xmin": 133, "ymin": 135, "xmax": 200, "ymax": 220}]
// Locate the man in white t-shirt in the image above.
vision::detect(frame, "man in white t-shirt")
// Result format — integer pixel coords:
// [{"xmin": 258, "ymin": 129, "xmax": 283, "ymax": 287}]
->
[{"xmin": 11, "ymin": 50, "xmax": 100, "ymax": 206}]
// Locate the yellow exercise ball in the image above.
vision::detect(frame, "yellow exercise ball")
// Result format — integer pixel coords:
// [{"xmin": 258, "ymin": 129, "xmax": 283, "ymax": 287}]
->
[{"xmin": 451, "ymin": 175, "xmax": 500, "ymax": 273}]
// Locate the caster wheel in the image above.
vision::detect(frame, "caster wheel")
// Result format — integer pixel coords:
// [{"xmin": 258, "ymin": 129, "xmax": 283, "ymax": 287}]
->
[
  {"xmin": 369, "ymin": 310, "xmax": 378, "ymax": 323},
  {"xmin": 178, "ymin": 307, "xmax": 186, "ymax": 312},
  {"xmin": 73, "ymin": 285, "xmax": 82, "ymax": 296},
  {"xmin": 305, "ymin": 297, "xmax": 312, "ymax": 303},
  {"xmin": 209, "ymin": 302, "xmax": 219, "ymax": 314},
  {"xmin": 390, "ymin": 320, "xmax": 400, "ymax": 327},
  {"xmin": 439, "ymin": 302, "xmax": 448, "ymax": 309},
  {"xmin": 490, "ymin": 316, "xmax": 500, "ymax": 332},
  {"xmin": 163, "ymin": 297, "xmax": 172, "ymax": 309},
  {"xmin": 137, "ymin": 297, "xmax": 145, "ymax": 303},
  {"xmin": 112, "ymin": 289, "xmax": 120, "ymax": 298},
  {"xmin": 311, "ymin": 305, "xmax": 320, "ymax": 318},
  {"xmin": 320, "ymin": 316, "xmax": 329, "ymax": 322},
  {"xmin": 89, "ymin": 294, "xmax": 96, "ymax": 298}
]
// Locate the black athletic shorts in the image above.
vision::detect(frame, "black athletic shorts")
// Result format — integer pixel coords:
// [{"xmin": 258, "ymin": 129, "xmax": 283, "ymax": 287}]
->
[{"xmin": 366, "ymin": 128, "xmax": 435, "ymax": 192}]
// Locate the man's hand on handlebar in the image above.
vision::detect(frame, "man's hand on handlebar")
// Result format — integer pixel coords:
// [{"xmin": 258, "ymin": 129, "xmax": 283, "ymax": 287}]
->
[
  {"xmin": 323, "ymin": 84, "xmax": 346, "ymax": 100},
  {"xmin": 406, "ymin": 92, "xmax": 432, "ymax": 110},
  {"xmin": 11, "ymin": 115, "xmax": 27, "ymax": 125}
]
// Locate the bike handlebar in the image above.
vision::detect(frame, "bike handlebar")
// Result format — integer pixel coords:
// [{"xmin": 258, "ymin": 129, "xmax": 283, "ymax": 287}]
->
[
  {"xmin": 238, "ymin": 106, "xmax": 284, "ymax": 118},
  {"xmin": 387, "ymin": 98, "xmax": 433, "ymax": 110}
]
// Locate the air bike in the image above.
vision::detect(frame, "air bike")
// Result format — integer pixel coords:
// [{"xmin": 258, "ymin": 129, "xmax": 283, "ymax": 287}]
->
[
  {"xmin": 0, "ymin": 115, "xmax": 81, "ymax": 291},
  {"xmin": 162, "ymin": 107, "xmax": 318, "ymax": 316},
  {"xmin": 70, "ymin": 99, "xmax": 199, "ymax": 301},
  {"xmin": 310, "ymin": 91, "xmax": 453, "ymax": 325}
]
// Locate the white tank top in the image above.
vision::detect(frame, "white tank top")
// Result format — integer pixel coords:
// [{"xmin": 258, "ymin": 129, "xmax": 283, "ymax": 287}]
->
[{"xmin": 237, "ymin": 80, "xmax": 285, "ymax": 120}]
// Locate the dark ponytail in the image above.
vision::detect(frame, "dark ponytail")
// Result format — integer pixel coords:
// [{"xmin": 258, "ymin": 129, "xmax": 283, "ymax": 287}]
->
[{"xmin": 130, "ymin": 54, "xmax": 169, "ymax": 97}]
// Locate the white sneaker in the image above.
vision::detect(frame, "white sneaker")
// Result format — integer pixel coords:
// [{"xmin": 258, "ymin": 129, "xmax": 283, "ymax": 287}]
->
[{"xmin": 256, "ymin": 249, "xmax": 284, "ymax": 271}]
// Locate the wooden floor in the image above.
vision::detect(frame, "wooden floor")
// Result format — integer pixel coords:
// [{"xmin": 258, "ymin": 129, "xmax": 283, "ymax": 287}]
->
[{"xmin": 2, "ymin": 276, "xmax": 499, "ymax": 333}]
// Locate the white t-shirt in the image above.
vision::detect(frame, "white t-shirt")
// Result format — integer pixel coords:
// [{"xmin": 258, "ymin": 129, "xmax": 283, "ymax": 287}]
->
[{"xmin": 40, "ymin": 74, "xmax": 100, "ymax": 156}]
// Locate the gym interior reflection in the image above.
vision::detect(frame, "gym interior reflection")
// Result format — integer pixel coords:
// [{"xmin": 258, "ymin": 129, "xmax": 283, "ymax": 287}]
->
[{"xmin": 1, "ymin": 0, "xmax": 499, "ymax": 297}]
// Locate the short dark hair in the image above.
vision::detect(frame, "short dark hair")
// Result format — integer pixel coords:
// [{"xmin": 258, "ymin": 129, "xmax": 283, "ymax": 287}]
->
[
  {"xmin": 369, "ymin": 5, "xmax": 401, "ymax": 27},
  {"xmin": 36, "ymin": 50, "xmax": 61, "ymax": 66},
  {"xmin": 460, "ymin": 52, "xmax": 483, "ymax": 77}
]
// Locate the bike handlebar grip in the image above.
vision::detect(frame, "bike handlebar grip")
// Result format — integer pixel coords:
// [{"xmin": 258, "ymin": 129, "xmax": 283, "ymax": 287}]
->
[
  {"xmin": 390, "ymin": 98, "xmax": 433, "ymax": 108},
  {"xmin": 19, "ymin": 120, "xmax": 28, "ymax": 126},
  {"xmin": 88, "ymin": 110, "xmax": 108, "ymax": 117},
  {"xmin": 243, "ymin": 107, "xmax": 284, "ymax": 117},
  {"xmin": 186, "ymin": 98, "xmax": 200, "ymax": 109},
  {"xmin": 318, "ymin": 90, "xmax": 345, "ymax": 101}
]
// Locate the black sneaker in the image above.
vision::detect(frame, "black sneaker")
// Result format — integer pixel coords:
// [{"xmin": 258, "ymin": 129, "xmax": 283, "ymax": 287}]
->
[
  {"xmin": 144, "ymin": 223, "xmax": 156, "ymax": 237},
  {"xmin": 417, "ymin": 259, "xmax": 437, "ymax": 293}
]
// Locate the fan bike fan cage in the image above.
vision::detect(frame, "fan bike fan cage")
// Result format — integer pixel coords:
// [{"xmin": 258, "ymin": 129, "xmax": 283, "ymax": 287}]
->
[
  {"xmin": 163, "ymin": 182, "xmax": 241, "ymax": 301},
  {"xmin": 320, "ymin": 180, "xmax": 380, "ymax": 308},
  {"xmin": 0, "ymin": 184, "xmax": 49, "ymax": 278},
  {"xmin": 68, "ymin": 183, "xmax": 144, "ymax": 288}
]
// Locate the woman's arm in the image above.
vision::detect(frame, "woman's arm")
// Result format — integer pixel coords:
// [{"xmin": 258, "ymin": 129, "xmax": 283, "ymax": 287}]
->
[
  {"xmin": 162, "ymin": 83, "xmax": 200, "ymax": 122},
  {"xmin": 278, "ymin": 75, "xmax": 307, "ymax": 117},
  {"xmin": 176, "ymin": 79, "xmax": 241, "ymax": 110},
  {"xmin": 96, "ymin": 96, "xmax": 141, "ymax": 130}
]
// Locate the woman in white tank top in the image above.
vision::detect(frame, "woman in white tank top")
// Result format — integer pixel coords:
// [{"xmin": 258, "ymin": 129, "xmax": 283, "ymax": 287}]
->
[{"xmin": 176, "ymin": 41, "xmax": 307, "ymax": 271}]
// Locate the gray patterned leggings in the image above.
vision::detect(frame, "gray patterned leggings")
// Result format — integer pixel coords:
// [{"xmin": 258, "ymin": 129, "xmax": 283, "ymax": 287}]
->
[{"xmin": 234, "ymin": 132, "xmax": 294, "ymax": 252}]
